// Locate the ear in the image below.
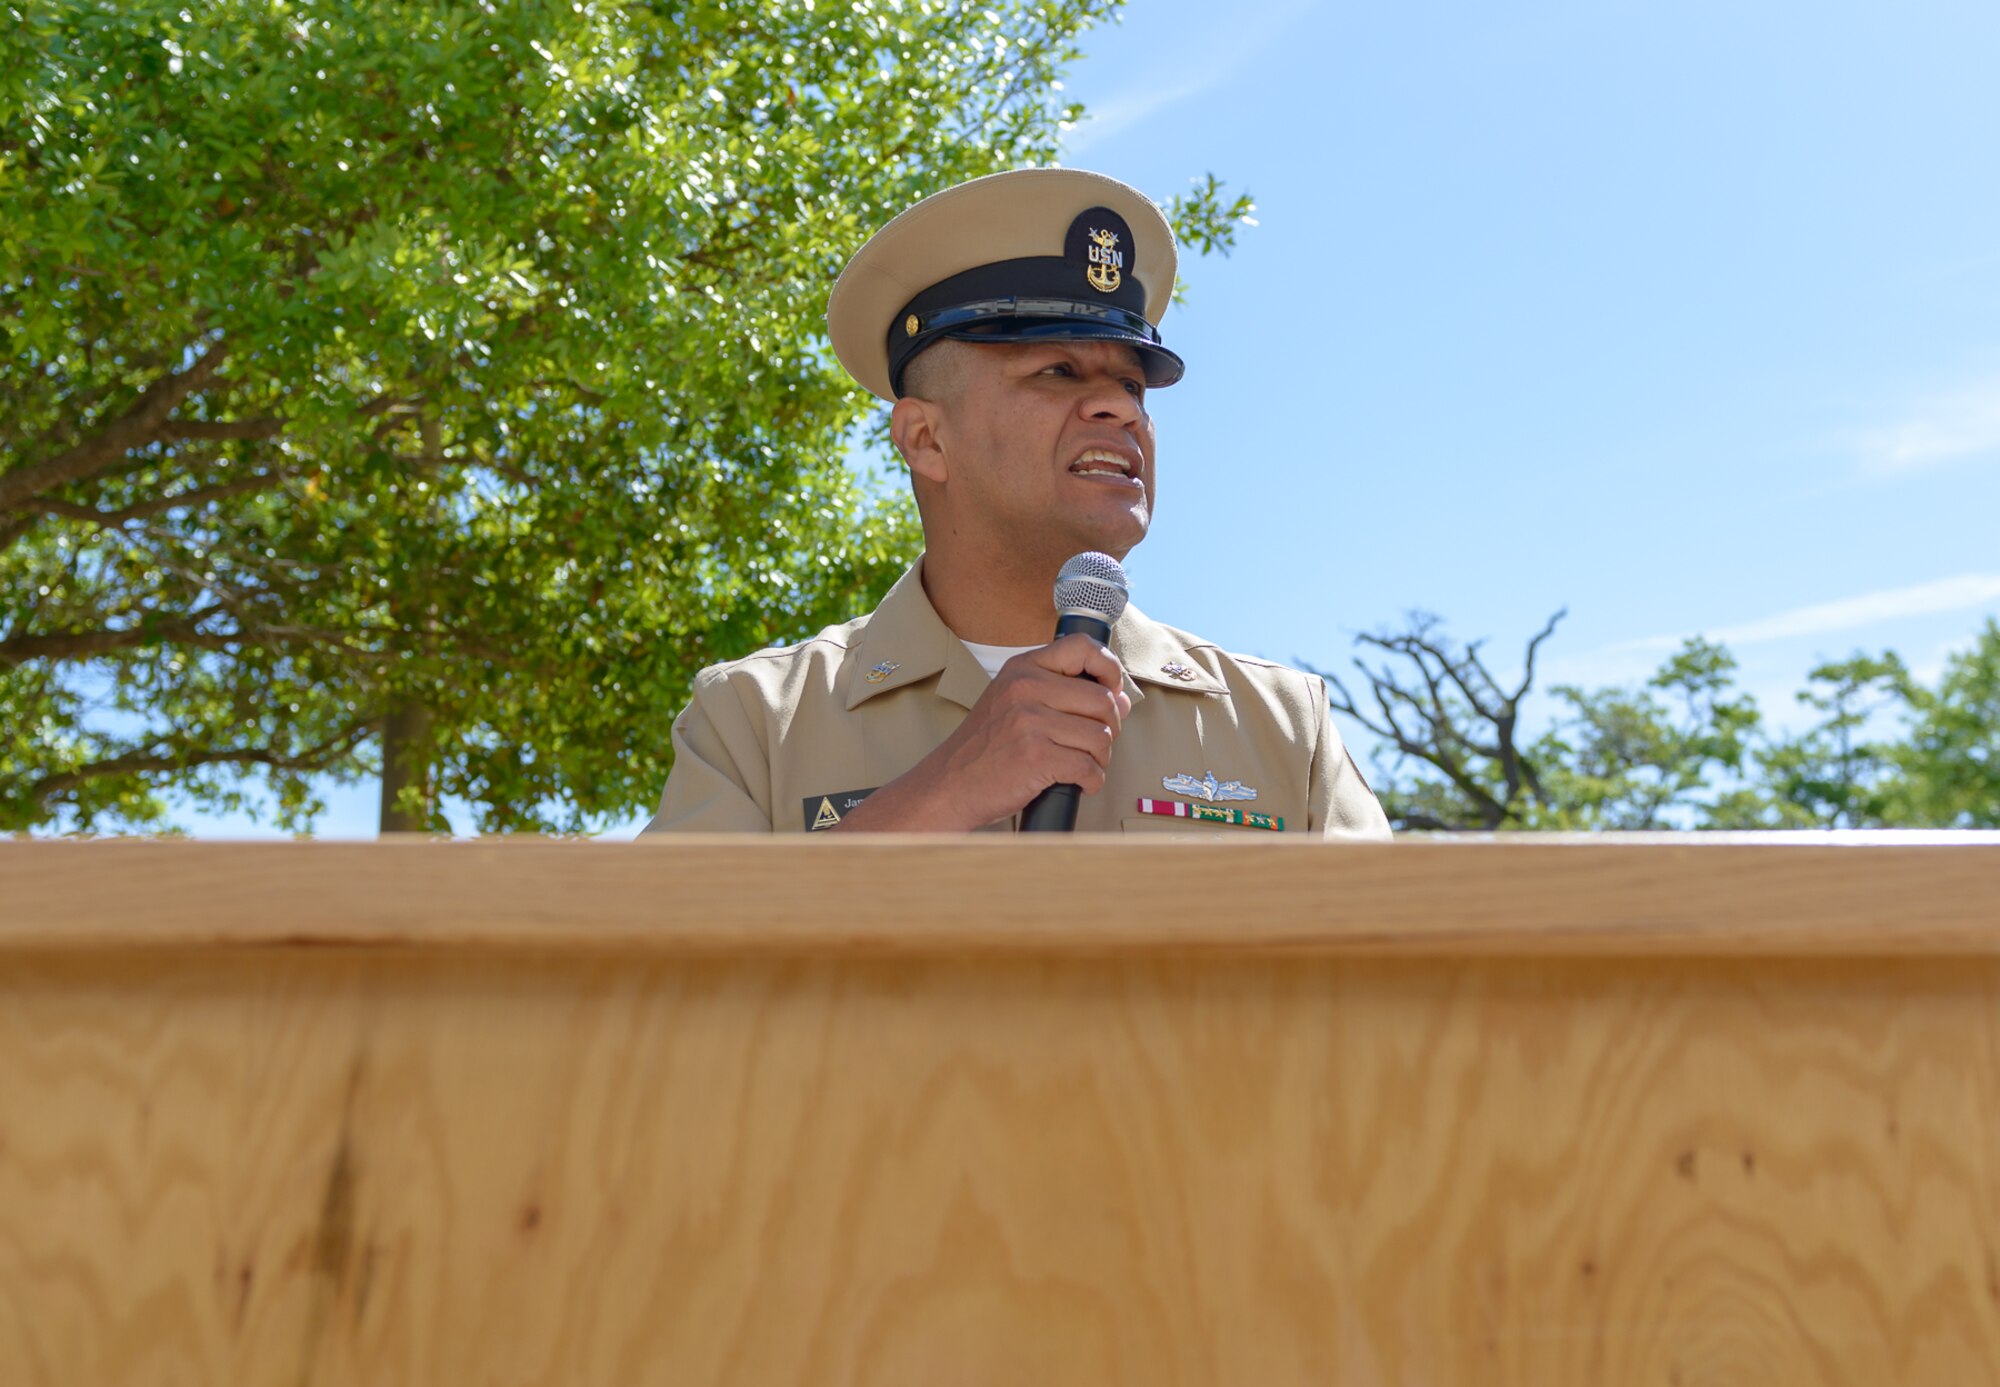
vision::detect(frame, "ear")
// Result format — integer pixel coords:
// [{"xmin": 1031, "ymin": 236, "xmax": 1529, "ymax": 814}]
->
[{"xmin": 890, "ymin": 396, "xmax": 949, "ymax": 486}]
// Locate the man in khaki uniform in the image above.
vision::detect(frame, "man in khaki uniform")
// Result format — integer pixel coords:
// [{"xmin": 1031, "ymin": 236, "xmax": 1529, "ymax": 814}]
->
[{"xmin": 646, "ymin": 168, "xmax": 1389, "ymax": 837}]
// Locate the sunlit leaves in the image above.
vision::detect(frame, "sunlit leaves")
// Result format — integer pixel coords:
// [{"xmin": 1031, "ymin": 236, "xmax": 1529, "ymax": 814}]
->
[{"xmin": 2, "ymin": 0, "xmax": 1140, "ymax": 833}]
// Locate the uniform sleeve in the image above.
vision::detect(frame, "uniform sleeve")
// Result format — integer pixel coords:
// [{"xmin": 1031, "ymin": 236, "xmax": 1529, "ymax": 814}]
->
[
  {"xmin": 1304, "ymin": 672, "xmax": 1394, "ymax": 839},
  {"xmin": 641, "ymin": 667, "xmax": 777, "ymax": 834}
]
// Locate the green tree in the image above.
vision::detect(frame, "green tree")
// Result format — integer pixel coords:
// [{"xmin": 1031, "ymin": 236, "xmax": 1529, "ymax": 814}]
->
[
  {"xmin": 1531, "ymin": 638, "xmax": 1761, "ymax": 830},
  {"xmin": 1316, "ymin": 615, "xmax": 1762, "ymax": 831},
  {"xmin": 3, "ymin": 0, "xmax": 1247, "ymax": 832},
  {"xmin": 1723, "ymin": 653, "xmax": 1906, "ymax": 828},
  {"xmin": 1880, "ymin": 619, "xmax": 2000, "ymax": 827},
  {"xmin": 1722, "ymin": 624, "xmax": 2000, "ymax": 829},
  {"xmin": 1323, "ymin": 609, "xmax": 2000, "ymax": 832}
]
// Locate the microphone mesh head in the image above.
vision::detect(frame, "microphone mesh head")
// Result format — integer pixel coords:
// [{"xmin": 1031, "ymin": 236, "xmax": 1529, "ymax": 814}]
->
[{"xmin": 1052, "ymin": 551, "xmax": 1130, "ymax": 623}]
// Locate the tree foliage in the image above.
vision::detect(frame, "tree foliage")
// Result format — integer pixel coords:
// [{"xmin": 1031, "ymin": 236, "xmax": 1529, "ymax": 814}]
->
[
  {"xmin": 1318, "ymin": 613, "xmax": 2000, "ymax": 832},
  {"xmin": 2, "ymin": 0, "xmax": 1248, "ymax": 833},
  {"xmin": 1534, "ymin": 639, "xmax": 1760, "ymax": 830},
  {"xmin": 1885, "ymin": 620, "xmax": 2000, "ymax": 826},
  {"xmin": 1729, "ymin": 653, "xmax": 1907, "ymax": 828}
]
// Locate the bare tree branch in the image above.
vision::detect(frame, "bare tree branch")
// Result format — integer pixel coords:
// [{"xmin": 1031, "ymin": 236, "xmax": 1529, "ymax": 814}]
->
[
  {"xmin": 1329, "ymin": 652, "xmax": 1508, "ymax": 827},
  {"xmin": 1311, "ymin": 608, "xmax": 1569, "ymax": 831},
  {"xmin": 1518, "ymin": 607, "xmax": 1567, "ymax": 701}
]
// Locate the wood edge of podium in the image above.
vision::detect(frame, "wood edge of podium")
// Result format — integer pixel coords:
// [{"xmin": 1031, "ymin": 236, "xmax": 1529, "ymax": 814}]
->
[{"xmin": 2, "ymin": 833, "xmax": 1998, "ymax": 958}]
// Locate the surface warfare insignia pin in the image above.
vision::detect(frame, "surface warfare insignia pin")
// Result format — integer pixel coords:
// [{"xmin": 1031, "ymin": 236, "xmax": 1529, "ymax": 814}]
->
[
  {"xmin": 865, "ymin": 660, "xmax": 900, "ymax": 683},
  {"xmin": 1160, "ymin": 661, "xmax": 1196, "ymax": 682},
  {"xmin": 1162, "ymin": 770, "xmax": 1257, "ymax": 802}
]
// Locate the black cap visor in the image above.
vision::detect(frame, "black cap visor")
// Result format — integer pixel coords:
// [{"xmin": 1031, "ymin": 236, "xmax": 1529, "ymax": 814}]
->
[{"xmin": 891, "ymin": 297, "xmax": 1185, "ymax": 397}]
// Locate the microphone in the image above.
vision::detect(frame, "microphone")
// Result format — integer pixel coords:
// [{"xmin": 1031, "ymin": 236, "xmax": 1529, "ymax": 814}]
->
[{"xmin": 1019, "ymin": 552, "xmax": 1131, "ymax": 833}]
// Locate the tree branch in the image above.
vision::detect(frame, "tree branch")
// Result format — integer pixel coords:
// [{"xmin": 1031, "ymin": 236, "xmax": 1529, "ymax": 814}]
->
[
  {"xmin": 1516, "ymin": 607, "xmax": 1567, "ymax": 702},
  {"xmin": 0, "ymin": 609, "xmax": 234, "ymax": 665},
  {"xmin": 0, "ymin": 339, "xmax": 229, "ymax": 515},
  {"xmin": 1319, "ymin": 608, "xmax": 1573, "ymax": 831},
  {"xmin": 22, "ymin": 720, "xmax": 375, "ymax": 809},
  {"xmin": 170, "ymin": 417, "xmax": 285, "ymax": 443},
  {"xmin": 31, "ymin": 471, "xmax": 290, "ymax": 527},
  {"xmin": 1348, "ymin": 662, "xmax": 1507, "ymax": 826},
  {"xmin": 1318, "ymin": 665, "xmax": 1395, "ymax": 741}
]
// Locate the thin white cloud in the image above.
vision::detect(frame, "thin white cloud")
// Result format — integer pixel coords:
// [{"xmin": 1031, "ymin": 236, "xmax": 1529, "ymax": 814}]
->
[
  {"xmin": 1851, "ymin": 374, "xmax": 2000, "ymax": 476},
  {"xmin": 1607, "ymin": 574, "xmax": 2000, "ymax": 656},
  {"xmin": 1060, "ymin": 0, "xmax": 1317, "ymax": 156},
  {"xmin": 1063, "ymin": 73, "xmax": 1222, "ymax": 155}
]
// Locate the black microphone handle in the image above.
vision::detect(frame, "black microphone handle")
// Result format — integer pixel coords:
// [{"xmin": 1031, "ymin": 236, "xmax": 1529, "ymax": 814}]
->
[{"xmin": 1019, "ymin": 610, "xmax": 1116, "ymax": 833}]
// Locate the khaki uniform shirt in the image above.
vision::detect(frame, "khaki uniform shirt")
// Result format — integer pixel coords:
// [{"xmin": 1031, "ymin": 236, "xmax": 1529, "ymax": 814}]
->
[{"xmin": 644, "ymin": 559, "xmax": 1391, "ymax": 837}]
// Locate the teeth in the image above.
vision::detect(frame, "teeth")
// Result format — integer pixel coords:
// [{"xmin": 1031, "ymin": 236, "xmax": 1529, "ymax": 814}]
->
[{"xmin": 1072, "ymin": 449, "xmax": 1132, "ymax": 477}]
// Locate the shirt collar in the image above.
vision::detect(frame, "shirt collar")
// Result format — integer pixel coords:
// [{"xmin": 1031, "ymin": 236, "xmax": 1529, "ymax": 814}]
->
[
  {"xmin": 845, "ymin": 558, "xmax": 991, "ymax": 711},
  {"xmin": 1110, "ymin": 601, "xmax": 1228, "ymax": 700},
  {"xmin": 846, "ymin": 556, "xmax": 1228, "ymax": 710}
]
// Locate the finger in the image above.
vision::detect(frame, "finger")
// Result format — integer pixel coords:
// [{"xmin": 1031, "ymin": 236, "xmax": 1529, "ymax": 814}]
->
[
  {"xmin": 1032, "ymin": 706, "xmax": 1119, "ymax": 770},
  {"xmin": 1042, "ymin": 747, "xmax": 1108, "ymax": 793},
  {"xmin": 1009, "ymin": 672, "xmax": 1127, "ymax": 730},
  {"xmin": 1031, "ymin": 633, "xmax": 1127, "ymax": 692}
]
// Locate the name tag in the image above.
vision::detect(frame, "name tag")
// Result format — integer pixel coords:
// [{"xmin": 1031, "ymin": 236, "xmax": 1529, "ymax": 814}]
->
[{"xmin": 803, "ymin": 788, "xmax": 878, "ymax": 831}]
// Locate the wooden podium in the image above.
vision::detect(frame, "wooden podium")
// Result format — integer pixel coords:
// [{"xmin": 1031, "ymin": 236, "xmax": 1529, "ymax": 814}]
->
[{"xmin": 3, "ymin": 835, "xmax": 1998, "ymax": 1385}]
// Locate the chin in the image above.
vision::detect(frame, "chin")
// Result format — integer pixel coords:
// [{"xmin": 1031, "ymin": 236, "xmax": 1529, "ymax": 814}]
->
[
  {"xmin": 1081, "ymin": 519, "xmax": 1148, "ymax": 561},
  {"xmin": 1031, "ymin": 505, "xmax": 1149, "ymax": 565}
]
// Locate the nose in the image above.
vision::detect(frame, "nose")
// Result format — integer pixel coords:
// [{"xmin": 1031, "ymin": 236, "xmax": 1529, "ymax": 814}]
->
[{"xmin": 1079, "ymin": 371, "xmax": 1144, "ymax": 428}]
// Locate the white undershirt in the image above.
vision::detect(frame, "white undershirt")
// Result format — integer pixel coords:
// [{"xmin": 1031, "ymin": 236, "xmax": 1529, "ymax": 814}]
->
[{"xmin": 960, "ymin": 640, "xmax": 1039, "ymax": 679}]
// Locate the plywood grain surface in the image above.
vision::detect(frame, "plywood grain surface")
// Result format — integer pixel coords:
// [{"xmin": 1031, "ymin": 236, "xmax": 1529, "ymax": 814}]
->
[
  {"xmin": 2, "ymin": 835, "xmax": 1999, "ymax": 954},
  {"xmin": 2, "ymin": 839, "xmax": 1998, "ymax": 1383},
  {"xmin": 2, "ymin": 950, "xmax": 1998, "ymax": 1385}
]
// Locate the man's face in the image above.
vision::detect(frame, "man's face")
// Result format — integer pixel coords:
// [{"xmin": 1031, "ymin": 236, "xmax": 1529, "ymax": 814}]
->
[{"xmin": 925, "ymin": 338, "xmax": 1159, "ymax": 565}]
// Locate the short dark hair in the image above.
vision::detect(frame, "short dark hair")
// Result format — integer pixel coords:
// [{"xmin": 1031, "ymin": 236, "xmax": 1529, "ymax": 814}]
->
[{"xmin": 897, "ymin": 339, "xmax": 965, "ymax": 403}]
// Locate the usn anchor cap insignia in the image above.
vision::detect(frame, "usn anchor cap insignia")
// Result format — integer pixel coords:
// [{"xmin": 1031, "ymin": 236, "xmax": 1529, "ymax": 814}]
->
[
  {"xmin": 1085, "ymin": 227, "xmax": 1122, "ymax": 293},
  {"xmin": 865, "ymin": 660, "xmax": 900, "ymax": 683},
  {"xmin": 1162, "ymin": 771, "xmax": 1257, "ymax": 802},
  {"xmin": 1065, "ymin": 206, "xmax": 1134, "ymax": 298}
]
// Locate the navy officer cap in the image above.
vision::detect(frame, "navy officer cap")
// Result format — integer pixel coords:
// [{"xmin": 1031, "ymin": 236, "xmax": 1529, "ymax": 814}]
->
[{"xmin": 827, "ymin": 167, "xmax": 1185, "ymax": 401}]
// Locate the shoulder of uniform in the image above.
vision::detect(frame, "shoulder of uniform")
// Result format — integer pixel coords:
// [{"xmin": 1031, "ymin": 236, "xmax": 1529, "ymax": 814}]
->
[
  {"xmin": 1137, "ymin": 621, "xmax": 1326, "ymax": 712},
  {"xmin": 1227, "ymin": 650, "xmax": 1325, "ymax": 682},
  {"xmin": 692, "ymin": 612, "xmax": 870, "ymax": 687},
  {"xmin": 1149, "ymin": 621, "xmax": 1317, "ymax": 679}
]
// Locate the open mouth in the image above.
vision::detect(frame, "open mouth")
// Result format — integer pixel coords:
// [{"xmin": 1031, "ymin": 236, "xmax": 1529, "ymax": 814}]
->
[{"xmin": 1068, "ymin": 447, "xmax": 1141, "ymax": 484}]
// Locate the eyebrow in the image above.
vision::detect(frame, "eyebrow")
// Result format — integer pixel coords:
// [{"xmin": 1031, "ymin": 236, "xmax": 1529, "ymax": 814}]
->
[{"xmin": 1024, "ymin": 343, "xmax": 1147, "ymax": 374}]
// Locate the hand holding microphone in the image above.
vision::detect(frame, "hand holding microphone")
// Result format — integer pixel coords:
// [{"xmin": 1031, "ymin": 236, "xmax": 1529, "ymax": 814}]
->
[
  {"xmin": 1019, "ymin": 552, "xmax": 1130, "ymax": 832},
  {"xmin": 828, "ymin": 552, "xmax": 1132, "ymax": 833}
]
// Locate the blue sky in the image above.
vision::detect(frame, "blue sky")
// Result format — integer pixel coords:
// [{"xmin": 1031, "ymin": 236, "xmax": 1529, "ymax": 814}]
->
[
  {"xmin": 1079, "ymin": 0, "xmax": 2000, "ymax": 714},
  {"xmin": 174, "ymin": 0, "xmax": 2000, "ymax": 836}
]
